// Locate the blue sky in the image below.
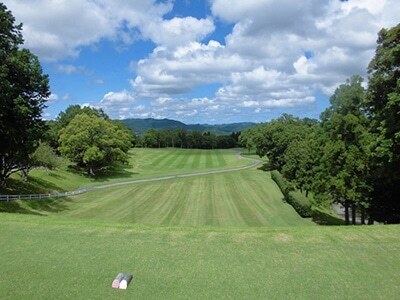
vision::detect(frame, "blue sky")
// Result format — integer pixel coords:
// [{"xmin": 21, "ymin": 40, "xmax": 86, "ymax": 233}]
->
[{"xmin": 4, "ymin": 0, "xmax": 400, "ymax": 124}]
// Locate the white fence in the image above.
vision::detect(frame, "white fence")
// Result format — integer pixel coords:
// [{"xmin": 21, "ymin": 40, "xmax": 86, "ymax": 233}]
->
[
  {"xmin": 0, "ymin": 189, "xmax": 89, "ymax": 202},
  {"xmin": 0, "ymin": 154, "xmax": 262, "ymax": 202}
]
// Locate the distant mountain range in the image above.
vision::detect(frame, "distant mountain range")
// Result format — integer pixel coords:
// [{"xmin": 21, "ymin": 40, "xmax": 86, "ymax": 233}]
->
[{"xmin": 121, "ymin": 118, "xmax": 257, "ymax": 135}]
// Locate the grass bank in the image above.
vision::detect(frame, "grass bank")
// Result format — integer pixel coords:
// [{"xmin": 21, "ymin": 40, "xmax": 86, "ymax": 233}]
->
[{"xmin": 0, "ymin": 213, "xmax": 398, "ymax": 299}]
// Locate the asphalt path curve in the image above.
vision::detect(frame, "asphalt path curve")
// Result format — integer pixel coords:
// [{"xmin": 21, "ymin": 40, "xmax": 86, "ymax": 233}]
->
[
  {"xmin": 79, "ymin": 152, "xmax": 262, "ymax": 192},
  {"xmin": 0, "ymin": 152, "xmax": 262, "ymax": 201}
]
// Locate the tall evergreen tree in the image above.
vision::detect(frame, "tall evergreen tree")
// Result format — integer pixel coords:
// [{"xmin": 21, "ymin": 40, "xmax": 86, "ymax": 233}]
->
[{"xmin": 319, "ymin": 76, "xmax": 372, "ymax": 224}]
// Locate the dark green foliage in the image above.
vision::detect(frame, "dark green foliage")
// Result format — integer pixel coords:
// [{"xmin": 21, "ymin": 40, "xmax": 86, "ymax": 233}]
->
[
  {"xmin": 311, "ymin": 207, "xmax": 346, "ymax": 225},
  {"xmin": 250, "ymin": 114, "xmax": 316, "ymax": 170},
  {"xmin": 140, "ymin": 128, "xmax": 237, "ymax": 149},
  {"xmin": 318, "ymin": 75, "xmax": 372, "ymax": 223},
  {"xmin": 271, "ymin": 170, "xmax": 311, "ymax": 217},
  {"xmin": 365, "ymin": 24, "xmax": 400, "ymax": 223},
  {"xmin": 287, "ymin": 191, "xmax": 312, "ymax": 218},
  {"xmin": 0, "ymin": 4, "xmax": 50, "ymax": 185},
  {"xmin": 270, "ymin": 170, "xmax": 293, "ymax": 198},
  {"xmin": 30, "ymin": 142, "xmax": 61, "ymax": 172}
]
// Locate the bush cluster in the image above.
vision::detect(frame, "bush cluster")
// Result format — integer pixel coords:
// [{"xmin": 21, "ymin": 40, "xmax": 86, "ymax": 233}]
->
[
  {"xmin": 271, "ymin": 170, "xmax": 312, "ymax": 217},
  {"xmin": 270, "ymin": 170, "xmax": 293, "ymax": 197},
  {"xmin": 287, "ymin": 191, "xmax": 312, "ymax": 217}
]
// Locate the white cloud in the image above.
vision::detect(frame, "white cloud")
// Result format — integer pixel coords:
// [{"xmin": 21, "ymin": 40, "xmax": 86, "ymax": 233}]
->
[
  {"xmin": 46, "ymin": 93, "xmax": 59, "ymax": 103},
  {"xmin": 5, "ymin": 0, "xmax": 400, "ymax": 123},
  {"xmin": 98, "ymin": 90, "xmax": 137, "ymax": 120},
  {"xmin": 57, "ymin": 64, "xmax": 87, "ymax": 75},
  {"xmin": 3, "ymin": 0, "xmax": 173, "ymax": 60},
  {"xmin": 141, "ymin": 17, "xmax": 215, "ymax": 49},
  {"xmin": 132, "ymin": 40, "xmax": 251, "ymax": 97}
]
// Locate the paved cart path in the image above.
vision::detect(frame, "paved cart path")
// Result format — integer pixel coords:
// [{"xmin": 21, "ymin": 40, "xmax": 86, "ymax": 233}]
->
[
  {"xmin": 74, "ymin": 152, "xmax": 262, "ymax": 192},
  {"xmin": 1, "ymin": 153, "xmax": 262, "ymax": 201}
]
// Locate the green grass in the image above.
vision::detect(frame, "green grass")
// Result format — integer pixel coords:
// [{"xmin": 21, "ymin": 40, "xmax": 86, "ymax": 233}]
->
[
  {"xmin": 0, "ymin": 148, "xmax": 250, "ymax": 194},
  {"xmin": 27, "ymin": 169, "xmax": 312, "ymax": 227},
  {"xmin": 2, "ymin": 167, "xmax": 311, "ymax": 227},
  {"xmin": 0, "ymin": 213, "xmax": 399, "ymax": 299},
  {"xmin": 1, "ymin": 149, "xmax": 398, "ymax": 299}
]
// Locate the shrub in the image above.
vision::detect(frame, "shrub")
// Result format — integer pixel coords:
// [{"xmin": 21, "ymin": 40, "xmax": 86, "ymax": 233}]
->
[
  {"xmin": 271, "ymin": 170, "xmax": 312, "ymax": 218},
  {"xmin": 270, "ymin": 170, "xmax": 293, "ymax": 198},
  {"xmin": 287, "ymin": 191, "xmax": 312, "ymax": 217},
  {"xmin": 311, "ymin": 207, "xmax": 345, "ymax": 225}
]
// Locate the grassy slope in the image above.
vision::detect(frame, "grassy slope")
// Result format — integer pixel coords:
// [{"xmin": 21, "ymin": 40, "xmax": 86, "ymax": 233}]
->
[
  {"xmin": 45, "ymin": 169, "xmax": 312, "ymax": 227},
  {"xmin": 1, "ymin": 148, "xmax": 250, "ymax": 194},
  {"xmin": 0, "ymin": 213, "xmax": 399, "ymax": 299}
]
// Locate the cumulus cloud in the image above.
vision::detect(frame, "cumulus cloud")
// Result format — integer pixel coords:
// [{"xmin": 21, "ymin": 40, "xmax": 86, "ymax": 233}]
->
[
  {"xmin": 98, "ymin": 90, "xmax": 137, "ymax": 119},
  {"xmin": 141, "ymin": 17, "xmax": 215, "ymax": 49},
  {"xmin": 2, "ymin": 0, "xmax": 193, "ymax": 60},
  {"xmin": 119, "ymin": 0, "xmax": 399, "ymax": 121},
  {"xmin": 132, "ymin": 40, "xmax": 250, "ymax": 97},
  {"xmin": 5, "ymin": 0, "xmax": 400, "ymax": 122}
]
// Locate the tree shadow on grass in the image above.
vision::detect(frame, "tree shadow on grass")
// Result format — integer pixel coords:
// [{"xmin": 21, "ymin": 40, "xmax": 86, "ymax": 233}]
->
[
  {"xmin": 0, "ymin": 201, "xmax": 43, "ymax": 215},
  {"xmin": 257, "ymin": 161, "xmax": 273, "ymax": 172},
  {"xmin": 0, "ymin": 196, "xmax": 72, "ymax": 215},
  {"xmin": 67, "ymin": 162, "xmax": 138, "ymax": 183},
  {"xmin": 0, "ymin": 176, "xmax": 65, "ymax": 195},
  {"xmin": 311, "ymin": 208, "xmax": 346, "ymax": 225}
]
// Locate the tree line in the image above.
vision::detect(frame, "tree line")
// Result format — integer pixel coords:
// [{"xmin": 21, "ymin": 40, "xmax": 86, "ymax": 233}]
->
[
  {"xmin": 137, "ymin": 128, "xmax": 240, "ymax": 149},
  {"xmin": 239, "ymin": 23, "xmax": 400, "ymax": 224}
]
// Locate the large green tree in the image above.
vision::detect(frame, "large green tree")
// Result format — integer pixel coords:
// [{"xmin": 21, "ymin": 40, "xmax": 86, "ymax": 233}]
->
[
  {"xmin": 0, "ymin": 4, "xmax": 50, "ymax": 185},
  {"xmin": 366, "ymin": 24, "xmax": 400, "ymax": 223},
  {"xmin": 251, "ymin": 114, "xmax": 314, "ymax": 171},
  {"xmin": 318, "ymin": 76, "xmax": 372, "ymax": 224},
  {"xmin": 59, "ymin": 113, "xmax": 132, "ymax": 175},
  {"xmin": 44, "ymin": 105, "xmax": 108, "ymax": 149}
]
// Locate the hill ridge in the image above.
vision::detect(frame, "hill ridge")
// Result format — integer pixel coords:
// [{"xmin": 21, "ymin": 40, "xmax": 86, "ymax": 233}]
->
[{"xmin": 120, "ymin": 117, "xmax": 256, "ymax": 135}]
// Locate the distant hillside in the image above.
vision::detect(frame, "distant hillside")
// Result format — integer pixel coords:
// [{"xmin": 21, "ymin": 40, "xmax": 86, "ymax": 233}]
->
[{"xmin": 120, "ymin": 118, "xmax": 256, "ymax": 135}]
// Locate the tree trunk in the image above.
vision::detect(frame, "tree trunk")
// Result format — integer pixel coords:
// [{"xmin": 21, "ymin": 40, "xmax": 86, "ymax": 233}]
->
[
  {"xmin": 305, "ymin": 190, "xmax": 309, "ymax": 198},
  {"xmin": 0, "ymin": 177, "xmax": 6, "ymax": 187},
  {"xmin": 360, "ymin": 206, "xmax": 366, "ymax": 225},
  {"xmin": 351, "ymin": 203, "xmax": 356, "ymax": 225},
  {"xmin": 21, "ymin": 168, "xmax": 29, "ymax": 182},
  {"xmin": 88, "ymin": 167, "xmax": 95, "ymax": 176},
  {"xmin": 368, "ymin": 217, "xmax": 374, "ymax": 225},
  {"xmin": 344, "ymin": 201, "xmax": 350, "ymax": 225}
]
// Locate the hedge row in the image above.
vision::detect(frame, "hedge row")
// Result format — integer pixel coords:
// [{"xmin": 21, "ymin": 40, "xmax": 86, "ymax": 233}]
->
[
  {"xmin": 270, "ymin": 170, "xmax": 293, "ymax": 197},
  {"xmin": 287, "ymin": 191, "xmax": 312, "ymax": 217},
  {"xmin": 311, "ymin": 207, "xmax": 345, "ymax": 225},
  {"xmin": 271, "ymin": 170, "xmax": 312, "ymax": 217}
]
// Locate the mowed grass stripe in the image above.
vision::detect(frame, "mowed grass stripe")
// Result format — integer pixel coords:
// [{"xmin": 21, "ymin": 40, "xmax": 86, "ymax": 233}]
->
[
  {"xmin": 175, "ymin": 149, "xmax": 192, "ymax": 170},
  {"xmin": 190, "ymin": 149, "xmax": 202, "ymax": 169},
  {"xmin": 215, "ymin": 150, "xmax": 228, "ymax": 168},
  {"xmin": 14, "ymin": 149, "xmax": 251, "ymax": 196},
  {"xmin": 149, "ymin": 149, "xmax": 175, "ymax": 168},
  {"xmin": 205, "ymin": 150, "xmax": 213, "ymax": 169},
  {"xmin": 157, "ymin": 148, "xmax": 181, "ymax": 170},
  {"xmin": 54, "ymin": 167, "xmax": 312, "ymax": 227}
]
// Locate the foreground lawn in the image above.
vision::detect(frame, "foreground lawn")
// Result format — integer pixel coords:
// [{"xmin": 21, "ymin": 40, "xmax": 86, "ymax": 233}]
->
[
  {"xmin": 1, "ymin": 148, "xmax": 251, "ymax": 194},
  {"xmin": 5, "ymin": 168, "xmax": 311, "ymax": 227},
  {"xmin": 0, "ymin": 213, "xmax": 399, "ymax": 299}
]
